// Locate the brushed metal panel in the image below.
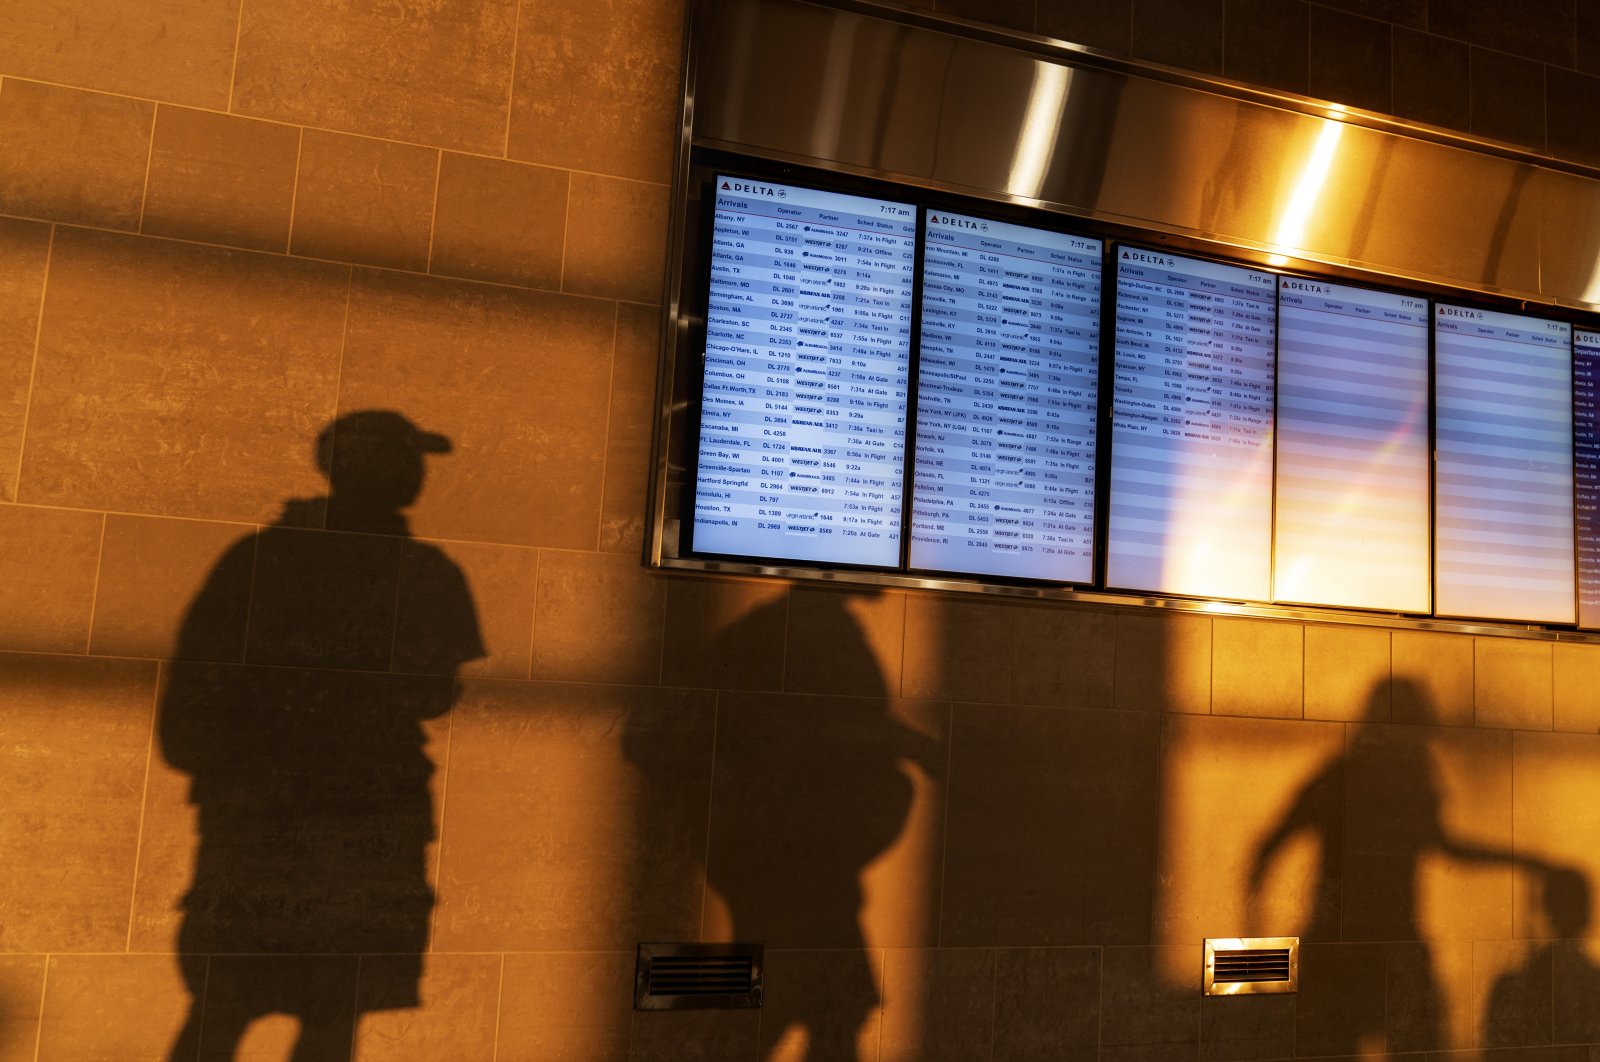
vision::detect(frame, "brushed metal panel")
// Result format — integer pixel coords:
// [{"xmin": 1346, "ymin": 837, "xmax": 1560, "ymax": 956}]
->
[
  {"xmin": 1348, "ymin": 138, "xmax": 1540, "ymax": 295},
  {"xmin": 692, "ymin": 0, "xmax": 1559, "ymax": 302},
  {"xmin": 1537, "ymin": 168, "xmax": 1600, "ymax": 309}
]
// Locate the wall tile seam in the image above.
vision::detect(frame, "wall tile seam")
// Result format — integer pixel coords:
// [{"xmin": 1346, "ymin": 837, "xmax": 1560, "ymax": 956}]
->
[
  {"xmin": 7, "ymin": 222, "xmax": 54, "ymax": 504},
  {"xmin": 500, "ymin": 0, "xmax": 526, "ymax": 160},
  {"xmin": 134, "ymin": 102, "xmax": 159, "ymax": 235},
  {"xmin": 0, "ymin": 74, "xmax": 674, "ymax": 189},
  {"xmin": 0, "ymin": 207, "xmax": 661, "ymax": 309},
  {"xmin": 0, "ymin": 646, "xmax": 161, "ymax": 670},
  {"xmin": 121, "ymin": 662, "xmax": 161, "ymax": 955},
  {"xmin": 280, "ymin": 126, "xmax": 306, "ymax": 257}
]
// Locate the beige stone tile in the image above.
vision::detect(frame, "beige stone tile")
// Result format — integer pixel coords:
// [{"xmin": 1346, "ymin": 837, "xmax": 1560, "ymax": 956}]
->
[
  {"xmin": 0, "ymin": 955, "xmax": 44, "ymax": 1062},
  {"xmin": 1554, "ymin": 642, "xmax": 1600, "ymax": 733},
  {"xmin": 192, "ymin": 955, "xmax": 358, "ymax": 1058},
  {"xmin": 232, "ymin": 0, "xmax": 518, "ymax": 154},
  {"xmin": 531, "ymin": 550, "xmax": 665, "ymax": 684},
  {"xmin": 1011, "ymin": 603, "xmax": 1115, "ymax": 708},
  {"xmin": 992, "ymin": 946, "xmax": 1100, "ymax": 1060},
  {"xmin": 130, "ymin": 664, "xmax": 457, "ymax": 956},
  {"xmin": 0, "ymin": 504, "xmax": 101, "ymax": 654},
  {"xmin": 496, "ymin": 952, "xmax": 633, "ymax": 1062},
  {"xmin": 396, "ymin": 538, "xmax": 536, "ymax": 680},
  {"xmin": 1475, "ymin": 938, "xmax": 1552, "ymax": 1048},
  {"xmin": 1295, "ymin": 942, "xmax": 1387, "ymax": 1056},
  {"xmin": 563, "ymin": 173, "xmax": 670, "ymax": 304},
  {"xmin": 1198, "ymin": 992, "xmax": 1294, "ymax": 1060},
  {"xmin": 1388, "ymin": 938, "xmax": 1472, "ymax": 1051},
  {"xmin": 1100, "ymin": 945, "xmax": 1200, "ymax": 1050},
  {"xmin": 1509, "ymin": 732, "xmax": 1600, "ymax": 941},
  {"xmin": 631, "ymin": 1009, "xmax": 760, "ymax": 1062},
  {"xmin": 902, "ymin": 594, "xmax": 1013, "ymax": 702},
  {"xmin": 354, "ymin": 954, "xmax": 501, "ymax": 1061},
  {"xmin": 1304, "ymin": 624, "xmax": 1389, "ymax": 721},
  {"xmin": 0, "ymin": 0, "xmax": 235, "ymax": 107},
  {"xmin": 1343, "ymin": 723, "xmax": 1514, "ymax": 943},
  {"xmin": 879, "ymin": 948, "xmax": 994, "ymax": 1062},
  {"xmin": 707, "ymin": 693, "xmax": 946, "ymax": 951},
  {"xmin": 36, "ymin": 954, "xmax": 190, "ymax": 1060},
  {"xmin": 0, "ymin": 653, "xmax": 153, "ymax": 952},
  {"xmin": 0, "ymin": 79, "xmax": 152, "ymax": 230},
  {"xmin": 1156, "ymin": 714, "xmax": 1345, "ymax": 945},
  {"xmin": 125, "ymin": 696, "xmax": 196, "ymax": 954},
  {"xmin": 1392, "ymin": 629, "xmax": 1474, "ymax": 725},
  {"xmin": 661, "ymin": 575, "xmax": 787, "ymax": 691},
  {"xmin": 1553, "ymin": 938, "xmax": 1600, "ymax": 1044},
  {"xmin": 1115, "ymin": 611, "xmax": 1211, "ymax": 713},
  {"xmin": 141, "ymin": 106, "xmax": 300, "ymax": 252},
  {"xmin": 429, "ymin": 153, "xmax": 567, "ymax": 289},
  {"xmin": 760, "ymin": 949, "xmax": 885, "ymax": 1061},
  {"xmin": 19, "ymin": 229, "xmax": 346, "ymax": 522},
  {"xmin": 507, "ymin": 0, "xmax": 682, "ymax": 183},
  {"xmin": 433, "ymin": 680, "xmax": 714, "ymax": 951},
  {"xmin": 943, "ymin": 704, "xmax": 1157, "ymax": 946},
  {"xmin": 1477, "ymin": 638, "xmax": 1553, "ymax": 730},
  {"xmin": 291, "ymin": 130, "xmax": 438, "ymax": 272},
  {"xmin": 90, "ymin": 515, "xmax": 253, "ymax": 661},
  {"xmin": 337, "ymin": 270, "xmax": 615, "ymax": 548},
  {"xmin": 1211, "ymin": 617, "xmax": 1302, "ymax": 719},
  {"xmin": 1099, "ymin": 1045, "xmax": 1200, "ymax": 1062},
  {"xmin": 0, "ymin": 218, "xmax": 50, "ymax": 503},
  {"xmin": 785, "ymin": 586, "xmax": 905, "ymax": 697},
  {"xmin": 600, "ymin": 302, "xmax": 659, "ymax": 555}
]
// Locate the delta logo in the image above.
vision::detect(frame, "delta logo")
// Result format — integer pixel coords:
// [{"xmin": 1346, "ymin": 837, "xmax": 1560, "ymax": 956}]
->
[
  {"xmin": 1121, "ymin": 249, "xmax": 1171, "ymax": 265},
  {"xmin": 1438, "ymin": 306, "xmax": 1484, "ymax": 320},
  {"xmin": 721, "ymin": 180, "xmax": 786, "ymax": 198},
  {"xmin": 929, "ymin": 214, "xmax": 985, "ymax": 231}
]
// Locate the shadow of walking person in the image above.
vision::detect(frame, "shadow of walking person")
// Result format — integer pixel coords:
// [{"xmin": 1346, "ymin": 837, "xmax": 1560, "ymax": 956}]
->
[
  {"xmin": 1484, "ymin": 863, "xmax": 1596, "ymax": 1046},
  {"xmin": 628, "ymin": 588, "xmax": 940, "ymax": 1060},
  {"xmin": 162, "ymin": 411, "xmax": 483, "ymax": 1060},
  {"xmin": 1250, "ymin": 677, "xmax": 1527, "ymax": 1053}
]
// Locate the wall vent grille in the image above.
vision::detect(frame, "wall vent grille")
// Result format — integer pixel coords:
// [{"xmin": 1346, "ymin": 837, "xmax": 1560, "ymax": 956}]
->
[
  {"xmin": 1204, "ymin": 937, "xmax": 1298, "ymax": 995},
  {"xmin": 635, "ymin": 942, "xmax": 764, "ymax": 1010}
]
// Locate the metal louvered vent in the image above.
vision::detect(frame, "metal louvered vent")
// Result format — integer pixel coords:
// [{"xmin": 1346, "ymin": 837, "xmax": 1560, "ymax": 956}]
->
[
  {"xmin": 1204, "ymin": 937, "xmax": 1298, "ymax": 996},
  {"xmin": 635, "ymin": 942, "xmax": 764, "ymax": 1010}
]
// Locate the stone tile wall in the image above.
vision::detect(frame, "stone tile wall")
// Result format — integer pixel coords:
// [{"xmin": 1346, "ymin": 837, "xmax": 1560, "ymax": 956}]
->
[{"xmin": 3, "ymin": 0, "xmax": 1600, "ymax": 1058}]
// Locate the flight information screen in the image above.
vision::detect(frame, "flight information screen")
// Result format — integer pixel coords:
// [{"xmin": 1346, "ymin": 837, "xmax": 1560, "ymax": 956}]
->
[
  {"xmin": 1274, "ymin": 278, "xmax": 1431, "ymax": 612},
  {"xmin": 691, "ymin": 177, "xmax": 917, "ymax": 566},
  {"xmin": 1106, "ymin": 248, "xmax": 1277, "ymax": 600},
  {"xmin": 1579, "ymin": 330, "xmax": 1600, "ymax": 629},
  {"xmin": 909, "ymin": 211, "xmax": 1103, "ymax": 581},
  {"xmin": 1434, "ymin": 304, "xmax": 1573, "ymax": 622}
]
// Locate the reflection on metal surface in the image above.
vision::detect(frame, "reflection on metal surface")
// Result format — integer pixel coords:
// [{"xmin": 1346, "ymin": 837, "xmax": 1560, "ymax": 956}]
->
[
  {"xmin": 1268, "ymin": 111, "xmax": 1345, "ymax": 265},
  {"xmin": 690, "ymin": 0, "xmax": 1600, "ymax": 307},
  {"xmin": 1007, "ymin": 61, "xmax": 1073, "ymax": 198},
  {"xmin": 1204, "ymin": 937, "xmax": 1299, "ymax": 996}
]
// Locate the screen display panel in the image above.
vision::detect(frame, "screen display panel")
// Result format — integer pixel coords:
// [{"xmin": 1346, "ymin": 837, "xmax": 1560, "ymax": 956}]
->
[
  {"xmin": 691, "ymin": 176, "xmax": 917, "ymax": 565},
  {"xmin": 1106, "ymin": 248, "xmax": 1277, "ymax": 600},
  {"xmin": 909, "ymin": 211, "xmax": 1104, "ymax": 581},
  {"xmin": 1273, "ymin": 278, "xmax": 1431, "ymax": 611},
  {"xmin": 1579, "ymin": 329, "xmax": 1600, "ymax": 629},
  {"xmin": 1434, "ymin": 303, "xmax": 1573, "ymax": 622}
]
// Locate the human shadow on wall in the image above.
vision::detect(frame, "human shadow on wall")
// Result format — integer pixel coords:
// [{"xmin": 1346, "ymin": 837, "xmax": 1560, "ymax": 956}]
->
[
  {"xmin": 628, "ymin": 589, "xmax": 940, "ymax": 1060},
  {"xmin": 1249, "ymin": 678, "xmax": 1529, "ymax": 1052},
  {"xmin": 162, "ymin": 411, "xmax": 483, "ymax": 1060},
  {"xmin": 1484, "ymin": 863, "xmax": 1600, "ymax": 1046}
]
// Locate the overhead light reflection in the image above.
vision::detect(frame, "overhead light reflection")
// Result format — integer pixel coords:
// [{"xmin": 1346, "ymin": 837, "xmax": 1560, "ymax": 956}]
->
[
  {"xmin": 1007, "ymin": 62, "xmax": 1072, "ymax": 199},
  {"xmin": 1267, "ymin": 113, "xmax": 1346, "ymax": 266}
]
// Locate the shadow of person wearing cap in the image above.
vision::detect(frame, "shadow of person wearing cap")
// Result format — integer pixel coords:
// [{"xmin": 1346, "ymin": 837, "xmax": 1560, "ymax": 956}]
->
[{"xmin": 162, "ymin": 411, "xmax": 483, "ymax": 1060}]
